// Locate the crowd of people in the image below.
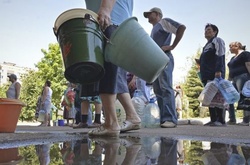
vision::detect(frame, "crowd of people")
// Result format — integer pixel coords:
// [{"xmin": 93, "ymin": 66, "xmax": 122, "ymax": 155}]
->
[
  {"xmin": 58, "ymin": 0, "xmax": 187, "ymax": 136},
  {"xmin": 6, "ymin": 0, "xmax": 250, "ymax": 137},
  {"xmin": 199, "ymin": 23, "xmax": 250, "ymax": 126}
]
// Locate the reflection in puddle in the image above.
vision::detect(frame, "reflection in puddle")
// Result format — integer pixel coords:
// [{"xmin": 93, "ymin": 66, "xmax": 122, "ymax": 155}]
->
[
  {"xmin": 0, "ymin": 147, "xmax": 23, "ymax": 164},
  {"xmin": 4, "ymin": 136, "xmax": 250, "ymax": 165}
]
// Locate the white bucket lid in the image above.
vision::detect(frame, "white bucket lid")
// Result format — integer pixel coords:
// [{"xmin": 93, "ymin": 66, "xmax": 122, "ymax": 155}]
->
[{"xmin": 54, "ymin": 8, "xmax": 98, "ymax": 34}]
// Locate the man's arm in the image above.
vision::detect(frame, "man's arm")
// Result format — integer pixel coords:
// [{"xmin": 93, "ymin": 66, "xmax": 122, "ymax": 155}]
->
[
  {"xmin": 98, "ymin": 0, "xmax": 116, "ymax": 29},
  {"xmin": 245, "ymin": 62, "xmax": 250, "ymax": 74},
  {"xmin": 161, "ymin": 24, "xmax": 186, "ymax": 52},
  {"xmin": 15, "ymin": 82, "xmax": 21, "ymax": 99},
  {"xmin": 171, "ymin": 25, "xmax": 186, "ymax": 50}
]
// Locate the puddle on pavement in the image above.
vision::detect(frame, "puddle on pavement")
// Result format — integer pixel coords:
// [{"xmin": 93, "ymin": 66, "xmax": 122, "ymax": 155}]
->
[{"xmin": 1, "ymin": 136, "xmax": 250, "ymax": 165}]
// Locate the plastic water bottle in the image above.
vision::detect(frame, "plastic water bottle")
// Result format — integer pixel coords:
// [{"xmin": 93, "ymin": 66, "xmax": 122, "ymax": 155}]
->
[
  {"xmin": 144, "ymin": 98, "xmax": 160, "ymax": 128},
  {"xmin": 217, "ymin": 79, "xmax": 240, "ymax": 104},
  {"xmin": 133, "ymin": 89, "xmax": 142, "ymax": 97},
  {"xmin": 142, "ymin": 137, "xmax": 161, "ymax": 164},
  {"xmin": 132, "ymin": 97, "xmax": 146, "ymax": 127},
  {"xmin": 115, "ymin": 100, "xmax": 126, "ymax": 125},
  {"xmin": 132, "ymin": 90, "xmax": 147, "ymax": 127},
  {"xmin": 37, "ymin": 110, "xmax": 45, "ymax": 122}
]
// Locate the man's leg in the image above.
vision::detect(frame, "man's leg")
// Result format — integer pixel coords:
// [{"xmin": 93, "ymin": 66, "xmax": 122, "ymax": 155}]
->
[{"xmin": 154, "ymin": 54, "xmax": 177, "ymax": 127}]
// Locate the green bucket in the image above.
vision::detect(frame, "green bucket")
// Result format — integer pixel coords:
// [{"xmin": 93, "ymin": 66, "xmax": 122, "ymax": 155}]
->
[
  {"xmin": 54, "ymin": 8, "xmax": 104, "ymax": 84},
  {"xmin": 105, "ymin": 17, "xmax": 169, "ymax": 83}
]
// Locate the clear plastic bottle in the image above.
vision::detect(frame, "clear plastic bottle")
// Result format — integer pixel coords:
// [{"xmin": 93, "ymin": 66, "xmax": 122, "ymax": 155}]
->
[
  {"xmin": 133, "ymin": 89, "xmax": 142, "ymax": 98},
  {"xmin": 132, "ymin": 90, "xmax": 147, "ymax": 127},
  {"xmin": 115, "ymin": 100, "xmax": 126, "ymax": 125},
  {"xmin": 144, "ymin": 98, "xmax": 160, "ymax": 128},
  {"xmin": 142, "ymin": 137, "xmax": 161, "ymax": 164}
]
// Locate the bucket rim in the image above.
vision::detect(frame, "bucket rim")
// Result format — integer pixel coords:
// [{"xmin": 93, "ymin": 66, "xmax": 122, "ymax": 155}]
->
[
  {"xmin": 108, "ymin": 17, "xmax": 138, "ymax": 41},
  {"xmin": 0, "ymin": 98, "xmax": 26, "ymax": 106},
  {"xmin": 54, "ymin": 8, "xmax": 98, "ymax": 34}
]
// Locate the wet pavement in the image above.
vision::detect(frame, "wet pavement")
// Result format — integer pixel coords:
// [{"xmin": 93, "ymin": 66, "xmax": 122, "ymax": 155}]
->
[
  {"xmin": 1, "ymin": 118, "xmax": 250, "ymax": 149},
  {"xmin": 0, "ymin": 119, "xmax": 250, "ymax": 164}
]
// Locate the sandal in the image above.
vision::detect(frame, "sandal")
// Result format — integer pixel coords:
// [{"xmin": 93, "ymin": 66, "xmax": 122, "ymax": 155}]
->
[
  {"xmin": 120, "ymin": 136, "xmax": 141, "ymax": 148},
  {"xmin": 120, "ymin": 120, "xmax": 141, "ymax": 133},
  {"xmin": 90, "ymin": 137, "xmax": 120, "ymax": 148},
  {"xmin": 88, "ymin": 122, "xmax": 101, "ymax": 128},
  {"xmin": 88, "ymin": 125, "xmax": 120, "ymax": 137}
]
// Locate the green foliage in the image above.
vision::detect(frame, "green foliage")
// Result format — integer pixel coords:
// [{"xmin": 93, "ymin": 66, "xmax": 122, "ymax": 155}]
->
[
  {"xmin": 18, "ymin": 143, "xmax": 63, "ymax": 165},
  {"xmin": 19, "ymin": 146, "xmax": 38, "ymax": 165},
  {"xmin": 182, "ymin": 49, "xmax": 204, "ymax": 117},
  {"xmin": 0, "ymin": 83, "xmax": 9, "ymax": 98},
  {"xmin": 19, "ymin": 70, "xmax": 43, "ymax": 121},
  {"xmin": 184, "ymin": 141, "xmax": 204, "ymax": 165},
  {"xmin": 35, "ymin": 43, "xmax": 67, "ymax": 110},
  {"xmin": 17, "ymin": 43, "xmax": 67, "ymax": 121}
]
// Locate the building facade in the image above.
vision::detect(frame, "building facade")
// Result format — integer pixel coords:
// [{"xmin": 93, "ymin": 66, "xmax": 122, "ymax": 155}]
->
[{"xmin": 0, "ymin": 62, "xmax": 32, "ymax": 86}]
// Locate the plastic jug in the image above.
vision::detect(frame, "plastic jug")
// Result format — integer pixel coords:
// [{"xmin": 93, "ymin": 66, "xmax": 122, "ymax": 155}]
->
[
  {"xmin": 144, "ymin": 98, "xmax": 160, "ymax": 128},
  {"xmin": 142, "ymin": 137, "xmax": 161, "ymax": 164},
  {"xmin": 217, "ymin": 79, "xmax": 240, "ymax": 104},
  {"xmin": 37, "ymin": 110, "xmax": 45, "ymax": 122},
  {"xmin": 132, "ymin": 90, "xmax": 147, "ymax": 127},
  {"xmin": 198, "ymin": 80, "xmax": 218, "ymax": 106},
  {"xmin": 115, "ymin": 100, "xmax": 126, "ymax": 125}
]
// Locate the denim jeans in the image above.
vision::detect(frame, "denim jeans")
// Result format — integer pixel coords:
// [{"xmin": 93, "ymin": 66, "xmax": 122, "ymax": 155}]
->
[
  {"xmin": 232, "ymin": 73, "xmax": 250, "ymax": 122},
  {"xmin": 136, "ymin": 77, "xmax": 151, "ymax": 102},
  {"xmin": 153, "ymin": 53, "xmax": 177, "ymax": 124},
  {"xmin": 232, "ymin": 73, "xmax": 250, "ymax": 93},
  {"xmin": 158, "ymin": 138, "xmax": 177, "ymax": 165}
]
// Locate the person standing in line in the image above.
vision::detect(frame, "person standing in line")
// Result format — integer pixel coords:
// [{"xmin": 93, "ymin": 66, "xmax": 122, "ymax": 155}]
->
[
  {"xmin": 127, "ymin": 72, "xmax": 137, "ymax": 98},
  {"xmin": 72, "ymin": 84, "xmax": 82, "ymax": 125},
  {"xmin": 129, "ymin": 74, "xmax": 151, "ymax": 102},
  {"xmin": 36, "ymin": 143, "xmax": 52, "ymax": 165},
  {"xmin": 199, "ymin": 23, "xmax": 226, "ymax": 126},
  {"xmin": 73, "ymin": 83, "xmax": 102, "ymax": 129},
  {"xmin": 227, "ymin": 41, "xmax": 250, "ymax": 126},
  {"xmin": 143, "ymin": 7, "xmax": 186, "ymax": 128},
  {"xmin": 227, "ymin": 104, "xmax": 236, "ymax": 125},
  {"xmin": 6, "ymin": 74, "xmax": 21, "ymax": 99},
  {"xmin": 61, "ymin": 83, "xmax": 75, "ymax": 126},
  {"xmin": 40, "ymin": 80, "xmax": 53, "ymax": 127},
  {"xmin": 175, "ymin": 85, "xmax": 183, "ymax": 119},
  {"xmin": 86, "ymin": 0, "xmax": 141, "ymax": 136}
]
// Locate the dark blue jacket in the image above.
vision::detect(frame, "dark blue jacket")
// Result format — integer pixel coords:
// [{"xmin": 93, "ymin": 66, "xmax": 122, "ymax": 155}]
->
[{"xmin": 200, "ymin": 37, "xmax": 225, "ymax": 82}]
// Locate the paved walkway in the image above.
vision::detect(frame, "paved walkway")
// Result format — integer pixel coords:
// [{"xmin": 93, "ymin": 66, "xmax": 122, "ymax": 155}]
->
[{"xmin": 0, "ymin": 117, "xmax": 249, "ymax": 149}]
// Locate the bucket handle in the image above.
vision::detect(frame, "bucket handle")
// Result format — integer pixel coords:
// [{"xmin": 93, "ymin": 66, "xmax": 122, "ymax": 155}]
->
[{"xmin": 88, "ymin": 14, "xmax": 113, "ymax": 45}]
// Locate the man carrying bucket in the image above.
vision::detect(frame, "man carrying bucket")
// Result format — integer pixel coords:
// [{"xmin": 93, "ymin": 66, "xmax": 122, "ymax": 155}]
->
[
  {"xmin": 86, "ymin": 0, "xmax": 141, "ymax": 137},
  {"xmin": 144, "ymin": 7, "xmax": 186, "ymax": 128}
]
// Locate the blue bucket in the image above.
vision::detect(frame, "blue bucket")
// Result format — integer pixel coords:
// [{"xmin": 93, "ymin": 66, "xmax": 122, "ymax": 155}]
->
[{"xmin": 58, "ymin": 119, "xmax": 64, "ymax": 126}]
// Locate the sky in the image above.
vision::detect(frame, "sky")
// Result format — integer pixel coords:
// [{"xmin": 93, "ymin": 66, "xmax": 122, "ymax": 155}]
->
[{"xmin": 1, "ymin": 0, "xmax": 250, "ymax": 84}]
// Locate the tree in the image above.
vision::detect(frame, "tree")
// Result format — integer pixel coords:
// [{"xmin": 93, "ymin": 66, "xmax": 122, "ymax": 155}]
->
[
  {"xmin": 35, "ymin": 43, "xmax": 67, "ymax": 109},
  {"xmin": 184, "ymin": 141, "xmax": 204, "ymax": 164},
  {"xmin": 18, "ymin": 43, "xmax": 67, "ymax": 121},
  {"xmin": 182, "ymin": 49, "xmax": 203, "ymax": 117},
  {"xmin": 19, "ymin": 70, "xmax": 43, "ymax": 121},
  {"xmin": 0, "ymin": 83, "xmax": 9, "ymax": 98}
]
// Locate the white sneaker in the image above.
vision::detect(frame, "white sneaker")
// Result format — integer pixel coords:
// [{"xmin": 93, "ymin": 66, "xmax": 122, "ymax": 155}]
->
[
  {"xmin": 237, "ymin": 122, "xmax": 249, "ymax": 126},
  {"xmin": 160, "ymin": 121, "xmax": 177, "ymax": 128}
]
